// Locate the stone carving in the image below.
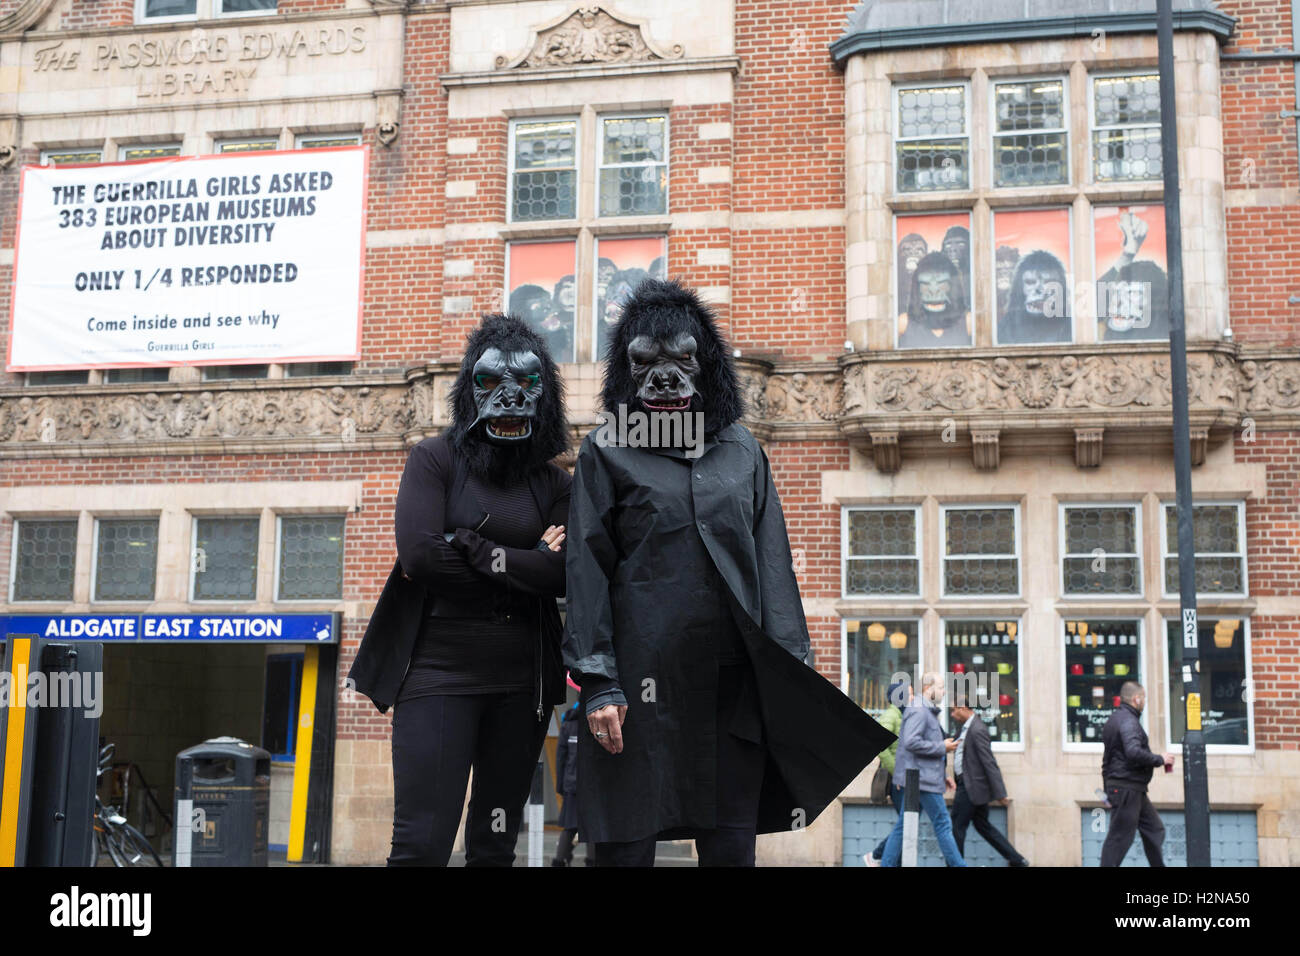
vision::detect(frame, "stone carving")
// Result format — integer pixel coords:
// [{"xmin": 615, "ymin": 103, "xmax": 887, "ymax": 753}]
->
[
  {"xmin": 736, "ymin": 367, "xmax": 769, "ymax": 420},
  {"xmin": 496, "ymin": 6, "xmax": 684, "ymax": 70},
  {"xmin": 1238, "ymin": 359, "xmax": 1300, "ymax": 411},
  {"xmin": 765, "ymin": 371, "xmax": 842, "ymax": 423}
]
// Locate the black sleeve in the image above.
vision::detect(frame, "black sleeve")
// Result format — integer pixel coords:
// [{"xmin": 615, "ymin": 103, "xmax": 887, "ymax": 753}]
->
[
  {"xmin": 448, "ymin": 469, "xmax": 572, "ymax": 597},
  {"xmin": 393, "ymin": 440, "xmax": 496, "ymax": 596},
  {"xmin": 1120, "ymin": 715, "xmax": 1165, "ymax": 769}
]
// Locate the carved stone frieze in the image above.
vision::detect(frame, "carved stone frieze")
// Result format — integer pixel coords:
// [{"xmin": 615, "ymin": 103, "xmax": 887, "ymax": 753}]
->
[{"xmin": 496, "ymin": 6, "xmax": 684, "ymax": 70}]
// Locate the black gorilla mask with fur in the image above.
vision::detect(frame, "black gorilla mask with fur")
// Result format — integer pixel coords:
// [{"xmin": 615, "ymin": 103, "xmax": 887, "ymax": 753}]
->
[
  {"xmin": 600, "ymin": 277, "xmax": 743, "ymax": 436},
  {"xmin": 447, "ymin": 313, "xmax": 568, "ymax": 485}
]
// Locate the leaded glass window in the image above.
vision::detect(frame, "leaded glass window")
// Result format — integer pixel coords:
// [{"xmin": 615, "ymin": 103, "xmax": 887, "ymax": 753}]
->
[
  {"xmin": 1092, "ymin": 73, "xmax": 1162, "ymax": 182},
  {"xmin": 598, "ymin": 115, "xmax": 667, "ymax": 217},
  {"xmin": 93, "ymin": 518, "xmax": 158, "ymax": 602},
  {"xmin": 511, "ymin": 119, "xmax": 578, "ymax": 222},
  {"xmin": 193, "ymin": 517, "xmax": 260, "ymax": 601},
  {"xmin": 993, "ymin": 78, "xmax": 1068, "ymax": 187},
  {"xmin": 895, "ymin": 84, "xmax": 969, "ymax": 192},
  {"xmin": 1162, "ymin": 503, "xmax": 1245, "ymax": 595},
  {"xmin": 942, "ymin": 506, "xmax": 1019, "ymax": 596},
  {"xmin": 277, "ymin": 515, "xmax": 344, "ymax": 601},
  {"xmin": 1062, "ymin": 505, "xmax": 1141, "ymax": 595},
  {"xmin": 844, "ymin": 508, "xmax": 920, "ymax": 596},
  {"xmin": 12, "ymin": 519, "xmax": 77, "ymax": 602}
]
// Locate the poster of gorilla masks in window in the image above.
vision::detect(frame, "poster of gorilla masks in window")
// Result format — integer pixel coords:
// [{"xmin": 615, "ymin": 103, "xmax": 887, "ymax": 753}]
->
[
  {"xmin": 595, "ymin": 236, "xmax": 667, "ymax": 359},
  {"xmin": 896, "ymin": 213, "xmax": 972, "ymax": 348},
  {"xmin": 507, "ymin": 240, "xmax": 578, "ymax": 363},
  {"xmin": 994, "ymin": 208, "xmax": 1072, "ymax": 345},
  {"xmin": 1093, "ymin": 205, "xmax": 1170, "ymax": 342}
]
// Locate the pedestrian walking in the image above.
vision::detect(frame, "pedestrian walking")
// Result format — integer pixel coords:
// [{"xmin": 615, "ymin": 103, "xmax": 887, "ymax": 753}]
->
[
  {"xmin": 1099, "ymin": 681, "xmax": 1174, "ymax": 867},
  {"xmin": 864, "ymin": 680, "xmax": 909, "ymax": 867},
  {"xmin": 948, "ymin": 697, "xmax": 1028, "ymax": 866}
]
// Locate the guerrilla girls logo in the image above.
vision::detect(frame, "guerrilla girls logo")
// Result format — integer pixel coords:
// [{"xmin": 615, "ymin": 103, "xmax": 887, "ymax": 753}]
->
[{"xmin": 49, "ymin": 886, "xmax": 151, "ymax": 937}]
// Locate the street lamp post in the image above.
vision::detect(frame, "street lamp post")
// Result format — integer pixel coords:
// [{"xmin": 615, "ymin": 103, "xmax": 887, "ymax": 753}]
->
[{"xmin": 1157, "ymin": 0, "xmax": 1211, "ymax": 867}]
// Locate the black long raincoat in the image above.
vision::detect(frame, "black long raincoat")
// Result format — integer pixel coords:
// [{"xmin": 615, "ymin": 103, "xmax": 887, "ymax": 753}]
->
[{"xmin": 562, "ymin": 423, "xmax": 894, "ymax": 844}]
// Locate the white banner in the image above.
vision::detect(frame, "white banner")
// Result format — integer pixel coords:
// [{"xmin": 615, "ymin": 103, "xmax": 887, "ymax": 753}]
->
[{"xmin": 6, "ymin": 146, "xmax": 368, "ymax": 371}]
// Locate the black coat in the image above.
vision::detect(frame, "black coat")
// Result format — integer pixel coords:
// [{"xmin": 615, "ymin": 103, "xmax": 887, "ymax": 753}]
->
[
  {"xmin": 1101, "ymin": 702, "xmax": 1165, "ymax": 790},
  {"xmin": 562, "ymin": 424, "xmax": 894, "ymax": 844},
  {"xmin": 957, "ymin": 716, "xmax": 1006, "ymax": 806},
  {"xmin": 348, "ymin": 436, "xmax": 571, "ymax": 714}
]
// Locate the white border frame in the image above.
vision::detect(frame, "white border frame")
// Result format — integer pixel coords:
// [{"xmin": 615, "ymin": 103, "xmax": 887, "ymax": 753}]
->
[
  {"xmin": 1087, "ymin": 69, "xmax": 1164, "ymax": 186},
  {"xmin": 990, "ymin": 205, "xmax": 1075, "ymax": 347},
  {"xmin": 1161, "ymin": 615, "xmax": 1255, "ymax": 755},
  {"xmin": 841, "ymin": 504, "xmax": 923, "ymax": 599},
  {"xmin": 1158, "ymin": 499, "xmax": 1248, "ymax": 600},
  {"xmin": 939, "ymin": 615, "xmax": 1025, "ymax": 751},
  {"xmin": 939, "ymin": 502, "xmax": 1022, "ymax": 600},
  {"xmin": 506, "ymin": 116, "xmax": 580, "ymax": 226},
  {"xmin": 840, "ymin": 616, "xmax": 924, "ymax": 709},
  {"xmin": 591, "ymin": 233, "xmax": 667, "ymax": 360},
  {"xmin": 1058, "ymin": 501, "xmax": 1143, "ymax": 599},
  {"xmin": 7, "ymin": 516, "xmax": 78, "ymax": 604},
  {"xmin": 892, "ymin": 78, "xmax": 973, "ymax": 194},
  {"xmin": 89, "ymin": 515, "xmax": 160, "ymax": 605},
  {"xmin": 188, "ymin": 514, "xmax": 261, "ymax": 604},
  {"xmin": 272, "ymin": 513, "xmax": 346, "ymax": 604},
  {"xmin": 893, "ymin": 210, "xmax": 975, "ymax": 349},
  {"xmin": 1061, "ymin": 615, "xmax": 1147, "ymax": 753},
  {"xmin": 503, "ymin": 236, "xmax": 580, "ymax": 363},
  {"xmin": 989, "ymin": 74, "xmax": 1071, "ymax": 189},
  {"xmin": 595, "ymin": 111, "xmax": 670, "ymax": 220}
]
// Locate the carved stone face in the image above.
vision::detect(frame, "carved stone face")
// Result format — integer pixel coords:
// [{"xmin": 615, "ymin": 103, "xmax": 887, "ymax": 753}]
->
[
  {"xmin": 628, "ymin": 330, "xmax": 700, "ymax": 411},
  {"xmin": 471, "ymin": 347, "xmax": 544, "ymax": 443}
]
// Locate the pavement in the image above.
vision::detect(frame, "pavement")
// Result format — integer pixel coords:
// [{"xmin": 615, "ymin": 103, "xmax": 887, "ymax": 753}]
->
[{"xmin": 448, "ymin": 828, "xmax": 699, "ymax": 867}]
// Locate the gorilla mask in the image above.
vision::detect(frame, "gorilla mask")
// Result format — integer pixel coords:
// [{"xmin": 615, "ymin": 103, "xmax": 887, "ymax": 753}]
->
[
  {"xmin": 447, "ymin": 313, "xmax": 568, "ymax": 484},
  {"xmin": 471, "ymin": 347, "xmax": 543, "ymax": 443},
  {"xmin": 908, "ymin": 252, "xmax": 967, "ymax": 331},
  {"xmin": 601, "ymin": 277, "xmax": 743, "ymax": 437}
]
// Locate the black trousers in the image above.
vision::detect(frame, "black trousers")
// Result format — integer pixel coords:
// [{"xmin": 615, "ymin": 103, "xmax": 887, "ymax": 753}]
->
[
  {"xmin": 593, "ymin": 663, "xmax": 765, "ymax": 867},
  {"xmin": 388, "ymin": 691, "xmax": 548, "ymax": 867},
  {"xmin": 950, "ymin": 777, "xmax": 1025, "ymax": 864},
  {"xmin": 1100, "ymin": 784, "xmax": 1166, "ymax": 867}
]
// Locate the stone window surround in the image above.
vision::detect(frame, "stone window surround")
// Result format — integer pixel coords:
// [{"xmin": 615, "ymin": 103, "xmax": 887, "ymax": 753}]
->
[
  {"xmin": 2, "ymin": 481, "xmax": 360, "ymax": 611},
  {"xmin": 845, "ymin": 32, "xmax": 1227, "ymax": 352},
  {"xmin": 827, "ymin": 450, "xmax": 1265, "ymax": 758},
  {"xmin": 841, "ymin": 503, "xmax": 924, "ymax": 600}
]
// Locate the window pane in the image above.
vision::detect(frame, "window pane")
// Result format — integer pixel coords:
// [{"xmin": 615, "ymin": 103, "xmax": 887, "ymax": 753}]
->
[
  {"xmin": 297, "ymin": 136, "xmax": 361, "ymax": 149},
  {"xmin": 896, "ymin": 140, "xmax": 969, "ymax": 192},
  {"xmin": 1094, "ymin": 75, "xmax": 1161, "ymax": 127},
  {"xmin": 993, "ymin": 133, "xmax": 1067, "ymax": 187},
  {"xmin": 194, "ymin": 517, "xmax": 260, "ymax": 601},
  {"xmin": 218, "ymin": 139, "xmax": 278, "ymax": 154},
  {"xmin": 507, "ymin": 240, "xmax": 577, "ymax": 363},
  {"xmin": 594, "ymin": 235, "xmax": 666, "ymax": 360},
  {"xmin": 13, "ymin": 520, "xmax": 77, "ymax": 602},
  {"xmin": 201, "ymin": 364, "xmax": 269, "ymax": 380},
  {"xmin": 847, "ymin": 559, "xmax": 919, "ymax": 596},
  {"xmin": 945, "ymin": 509, "xmax": 1014, "ymax": 555},
  {"xmin": 121, "ymin": 145, "xmax": 182, "ymax": 161},
  {"xmin": 284, "ymin": 362, "xmax": 353, "ymax": 377},
  {"xmin": 278, "ymin": 516, "xmax": 344, "ymax": 600},
  {"xmin": 42, "ymin": 151, "xmax": 102, "ymax": 166},
  {"xmin": 845, "ymin": 620, "xmax": 919, "ymax": 718},
  {"xmin": 849, "ymin": 509, "xmax": 916, "ymax": 556},
  {"xmin": 995, "ymin": 80, "xmax": 1064, "ymax": 133},
  {"xmin": 1166, "ymin": 618, "xmax": 1249, "ymax": 746},
  {"xmin": 1164, "ymin": 556, "xmax": 1245, "ymax": 595},
  {"xmin": 221, "ymin": 0, "xmax": 276, "ymax": 11},
  {"xmin": 898, "ymin": 86, "xmax": 966, "ymax": 138},
  {"xmin": 1063, "ymin": 619, "xmax": 1141, "ymax": 744},
  {"xmin": 144, "ymin": 0, "xmax": 196, "ymax": 17},
  {"xmin": 1164, "ymin": 504, "xmax": 1244, "ymax": 593},
  {"xmin": 1093, "ymin": 127, "xmax": 1162, "ymax": 182},
  {"xmin": 1064, "ymin": 505, "xmax": 1140, "ymax": 594},
  {"xmin": 105, "ymin": 367, "xmax": 170, "ymax": 384},
  {"xmin": 944, "ymin": 558, "xmax": 1018, "ymax": 595},
  {"xmin": 598, "ymin": 116, "xmax": 667, "ymax": 217},
  {"xmin": 512, "ymin": 121, "xmax": 576, "ymax": 221},
  {"xmin": 26, "ymin": 371, "xmax": 89, "ymax": 386},
  {"xmin": 94, "ymin": 518, "xmax": 158, "ymax": 601},
  {"xmin": 601, "ymin": 116, "xmax": 666, "ymax": 165},
  {"xmin": 1093, "ymin": 74, "xmax": 1162, "ymax": 183},
  {"xmin": 944, "ymin": 619, "xmax": 1021, "ymax": 743}
]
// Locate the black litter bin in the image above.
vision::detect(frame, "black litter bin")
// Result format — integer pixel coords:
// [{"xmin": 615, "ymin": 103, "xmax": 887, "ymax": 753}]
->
[{"xmin": 173, "ymin": 737, "xmax": 271, "ymax": 867}]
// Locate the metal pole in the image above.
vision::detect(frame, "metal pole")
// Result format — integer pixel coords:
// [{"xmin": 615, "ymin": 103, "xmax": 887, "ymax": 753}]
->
[
  {"xmin": 901, "ymin": 768, "xmax": 920, "ymax": 867},
  {"xmin": 1157, "ymin": 0, "xmax": 1211, "ymax": 867}
]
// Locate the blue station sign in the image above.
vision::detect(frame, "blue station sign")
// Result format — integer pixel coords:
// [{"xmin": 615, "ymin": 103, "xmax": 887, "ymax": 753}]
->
[{"xmin": 0, "ymin": 613, "xmax": 337, "ymax": 644}]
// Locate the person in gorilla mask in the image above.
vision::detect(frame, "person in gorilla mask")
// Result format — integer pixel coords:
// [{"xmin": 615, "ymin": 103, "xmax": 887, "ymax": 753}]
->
[
  {"xmin": 349, "ymin": 313, "xmax": 572, "ymax": 866},
  {"xmin": 563, "ymin": 278, "xmax": 893, "ymax": 866}
]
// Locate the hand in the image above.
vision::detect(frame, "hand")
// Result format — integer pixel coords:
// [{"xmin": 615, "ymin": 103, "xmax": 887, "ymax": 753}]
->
[
  {"xmin": 996, "ymin": 797, "xmax": 1010, "ymax": 807},
  {"xmin": 588, "ymin": 704, "xmax": 627, "ymax": 755},
  {"xmin": 540, "ymin": 524, "xmax": 566, "ymax": 552},
  {"xmin": 946, "ymin": 777, "xmax": 957, "ymax": 792},
  {"xmin": 1162, "ymin": 752, "xmax": 1176, "ymax": 767},
  {"xmin": 1119, "ymin": 211, "xmax": 1149, "ymax": 258},
  {"xmin": 944, "ymin": 737, "xmax": 959, "ymax": 752}
]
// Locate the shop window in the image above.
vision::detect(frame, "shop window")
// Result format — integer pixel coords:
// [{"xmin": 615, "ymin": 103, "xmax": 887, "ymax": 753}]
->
[
  {"xmin": 276, "ymin": 515, "xmax": 344, "ymax": 601},
  {"xmin": 942, "ymin": 618, "xmax": 1021, "ymax": 744},
  {"xmin": 597, "ymin": 114, "xmax": 668, "ymax": 217},
  {"xmin": 284, "ymin": 362, "xmax": 354, "ymax": 377},
  {"xmin": 894, "ymin": 212, "xmax": 973, "ymax": 348},
  {"xmin": 1061, "ymin": 504, "xmax": 1141, "ymax": 596},
  {"xmin": 509, "ymin": 118, "xmax": 578, "ymax": 223},
  {"xmin": 119, "ymin": 144, "xmax": 182, "ymax": 161},
  {"xmin": 844, "ymin": 619, "xmax": 919, "ymax": 717},
  {"xmin": 1063, "ymin": 619, "xmax": 1143, "ymax": 746},
  {"xmin": 263, "ymin": 654, "xmax": 303, "ymax": 761},
  {"xmin": 10, "ymin": 518, "xmax": 78, "ymax": 602},
  {"xmin": 1165, "ymin": 617, "xmax": 1251, "ymax": 749},
  {"xmin": 25, "ymin": 370, "xmax": 89, "ymax": 386},
  {"xmin": 192, "ymin": 516, "xmax": 260, "ymax": 602},
  {"xmin": 40, "ymin": 149, "xmax": 102, "ymax": 166},
  {"xmin": 1091, "ymin": 73, "xmax": 1162, "ymax": 183},
  {"xmin": 1161, "ymin": 502, "xmax": 1246, "ymax": 597},
  {"xmin": 105, "ymin": 368, "xmax": 171, "ymax": 384},
  {"xmin": 894, "ymin": 83, "xmax": 969, "ymax": 193},
  {"xmin": 843, "ymin": 506, "xmax": 921, "ymax": 597},
  {"xmin": 92, "ymin": 517, "xmax": 159, "ymax": 602},
  {"xmin": 992, "ymin": 78, "xmax": 1068, "ymax": 187},
  {"xmin": 992, "ymin": 207, "xmax": 1073, "ymax": 345},
  {"xmin": 941, "ymin": 505, "xmax": 1019, "ymax": 597}
]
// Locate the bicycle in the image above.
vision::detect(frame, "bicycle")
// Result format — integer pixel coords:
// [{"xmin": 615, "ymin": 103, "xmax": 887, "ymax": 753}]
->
[{"xmin": 92, "ymin": 743, "xmax": 163, "ymax": 867}]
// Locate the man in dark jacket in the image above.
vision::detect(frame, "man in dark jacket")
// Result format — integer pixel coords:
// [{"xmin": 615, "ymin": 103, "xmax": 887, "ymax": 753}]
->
[
  {"xmin": 563, "ymin": 278, "xmax": 893, "ymax": 866},
  {"xmin": 552, "ymin": 692, "xmax": 584, "ymax": 866},
  {"xmin": 1100, "ymin": 681, "xmax": 1174, "ymax": 866},
  {"xmin": 949, "ymin": 697, "xmax": 1028, "ymax": 866}
]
